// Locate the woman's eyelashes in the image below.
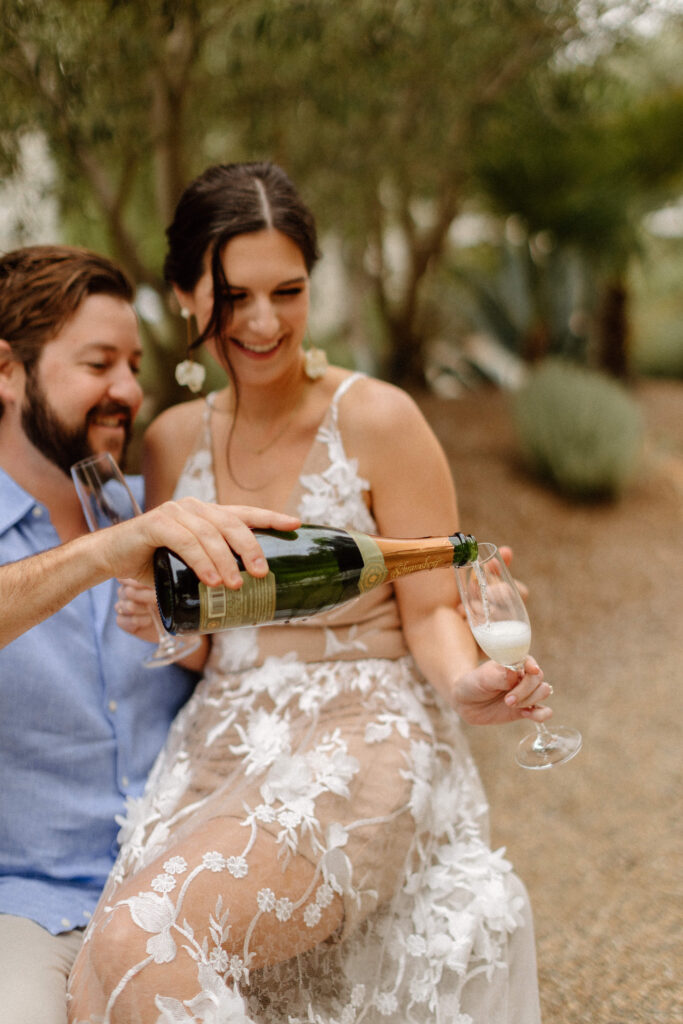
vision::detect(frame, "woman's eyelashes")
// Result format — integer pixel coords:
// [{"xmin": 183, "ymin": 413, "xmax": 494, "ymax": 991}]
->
[{"xmin": 227, "ymin": 285, "xmax": 306, "ymax": 304}]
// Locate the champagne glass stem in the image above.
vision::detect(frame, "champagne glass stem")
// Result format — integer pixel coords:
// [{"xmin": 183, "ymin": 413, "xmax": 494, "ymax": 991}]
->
[
  {"xmin": 510, "ymin": 660, "xmax": 555, "ymax": 752},
  {"xmin": 530, "ymin": 721, "xmax": 556, "ymax": 751},
  {"xmin": 511, "ymin": 661, "xmax": 582, "ymax": 769}
]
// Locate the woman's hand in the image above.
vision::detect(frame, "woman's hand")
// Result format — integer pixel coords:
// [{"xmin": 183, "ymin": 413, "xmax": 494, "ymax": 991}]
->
[
  {"xmin": 115, "ymin": 578, "xmax": 161, "ymax": 644},
  {"xmin": 451, "ymin": 656, "xmax": 553, "ymax": 726},
  {"xmin": 116, "ymin": 576, "xmax": 210, "ymax": 671}
]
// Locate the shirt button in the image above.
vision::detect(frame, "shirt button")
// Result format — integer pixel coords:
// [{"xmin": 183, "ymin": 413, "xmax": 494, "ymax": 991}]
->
[
  {"xmin": 121, "ymin": 775, "xmax": 129, "ymax": 788},
  {"xmin": 32, "ymin": 506, "xmax": 44, "ymax": 518},
  {"xmin": 61, "ymin": 917, "xmax": 71, "ymax": 928},
  {"xmin": 108, "ymin": 700, "xmax": 118, "ymax": 713}
]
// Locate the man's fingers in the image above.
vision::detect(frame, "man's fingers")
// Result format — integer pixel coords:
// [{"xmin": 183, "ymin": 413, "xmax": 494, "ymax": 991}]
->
[{"xmin": 141, "ymin": 500, "xmax": 300, "ymax": 588}]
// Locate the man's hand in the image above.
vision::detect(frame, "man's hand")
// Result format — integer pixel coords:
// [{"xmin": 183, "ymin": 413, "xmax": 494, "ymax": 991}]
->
[
  {"xmin": 96, "ymin": 498, "xmax": 301, "ymax": 588},
  {"xmin": 0, "ymin": 502, "xmax": 300, "ymax": 649}
]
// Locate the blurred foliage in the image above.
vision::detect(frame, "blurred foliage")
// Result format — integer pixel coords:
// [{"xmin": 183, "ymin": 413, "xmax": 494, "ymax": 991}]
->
[
  {"xmin": 511, "ymin": 357, "xmax": 645, "ymax": 500},
  {"xmin": 630, "ymin": 233, "xmax": 683, "ymax": 376},
  {"xmin": 453, "ymin": 21, "xmax": 683, "ymax": 375},
  {"xmin": 0, "ymin": 0, "xmax": 681, "ymax": 417},
  {"xmin": 216, "ymin": 0, "xmax": 587, "ymax": 383}
]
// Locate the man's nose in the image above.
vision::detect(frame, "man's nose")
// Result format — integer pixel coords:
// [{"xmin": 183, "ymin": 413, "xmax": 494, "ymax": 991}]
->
[{"xmin": 107, "ymin": 365, "xmax": 143, "ymax": 408}]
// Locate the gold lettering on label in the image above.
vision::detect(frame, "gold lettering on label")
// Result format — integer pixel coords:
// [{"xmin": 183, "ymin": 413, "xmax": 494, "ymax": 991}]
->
[{"xmin": 387, "ymin": 557, "xmax": 440, "ymax": 579}]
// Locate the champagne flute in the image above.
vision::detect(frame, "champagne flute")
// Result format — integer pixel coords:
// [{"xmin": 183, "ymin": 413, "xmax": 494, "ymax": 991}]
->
[
  {"xmin": 456, "ymin": 542, "xmax": 582, "ymax": 769},
  {"xmin": 71, "ymin": 452, "xmax": 201, "ymax": 668}
]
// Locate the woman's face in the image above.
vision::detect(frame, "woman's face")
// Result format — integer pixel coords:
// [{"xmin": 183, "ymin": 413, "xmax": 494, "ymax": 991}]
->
[{"xmin": 180, "ymin": 229, "xmax": 310, "ymax": 385}]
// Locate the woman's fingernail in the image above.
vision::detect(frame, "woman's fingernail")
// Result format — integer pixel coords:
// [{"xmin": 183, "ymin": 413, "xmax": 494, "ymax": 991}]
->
[{"xmin": 505, "ymin": 693, "xmax": 517, "ymax": 706}]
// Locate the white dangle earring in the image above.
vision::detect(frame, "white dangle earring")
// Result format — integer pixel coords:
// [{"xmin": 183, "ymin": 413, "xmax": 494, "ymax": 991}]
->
[
  {"xmin": 174, "ymin": 308, "xmax": 206, "ymax": 393},
  {"xmin": 303, "ymin": 341, "xmax": 328, "ymax": 380}
]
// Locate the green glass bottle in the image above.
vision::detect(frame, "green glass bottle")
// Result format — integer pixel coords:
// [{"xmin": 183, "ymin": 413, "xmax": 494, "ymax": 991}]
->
[{"xmin": 154, "ymin": 524, "xmax": 478, "ymax": 635}]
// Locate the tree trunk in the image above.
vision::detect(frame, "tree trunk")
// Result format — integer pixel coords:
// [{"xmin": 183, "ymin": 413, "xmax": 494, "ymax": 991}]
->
[
  {"xmin": 377, "ymin": 187, "xmax": 460, "ymax": 387},
  {"xmin": 385, "ymin": 316, "xmax": 427, "ymax": 387},
  {"xmin": 597, "ymin": 278, "xmax": 630, "ymax": 378}
]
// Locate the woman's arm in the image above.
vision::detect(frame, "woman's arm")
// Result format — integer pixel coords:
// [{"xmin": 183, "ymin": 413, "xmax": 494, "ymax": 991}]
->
[{"xmin": 343, "ymin": 379, "xmax": 551, "ymax": 725}]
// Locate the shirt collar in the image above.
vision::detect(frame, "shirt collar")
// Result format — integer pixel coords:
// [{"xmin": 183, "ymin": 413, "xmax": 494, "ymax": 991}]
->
[{"xmin": 0, "ymin": 467, "xmax": 39, "ymax": 536}]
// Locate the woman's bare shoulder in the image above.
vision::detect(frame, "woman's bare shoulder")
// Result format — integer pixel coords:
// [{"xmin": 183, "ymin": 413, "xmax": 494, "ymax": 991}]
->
[
  {"xmin": 142, "ymin": 397, "xmax": 210, "ymax": 505},
  {"xmin": 144, "ymin": 397, "xmax": 206, "ymax": 449},
  {"xmin": 340, "ymin": 374, "xmax": 426, "ymax": 435}
]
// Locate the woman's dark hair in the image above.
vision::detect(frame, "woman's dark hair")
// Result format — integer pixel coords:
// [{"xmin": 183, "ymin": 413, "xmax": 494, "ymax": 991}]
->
[{"xmin": 164, "ymin": 161, "xmax": 320, "ymax": 352}]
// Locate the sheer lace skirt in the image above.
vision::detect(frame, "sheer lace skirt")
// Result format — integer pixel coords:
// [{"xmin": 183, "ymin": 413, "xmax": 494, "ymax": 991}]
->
[{"xmin": 67, "ymin": 656, "xmax": 540, "ymax": 1023}]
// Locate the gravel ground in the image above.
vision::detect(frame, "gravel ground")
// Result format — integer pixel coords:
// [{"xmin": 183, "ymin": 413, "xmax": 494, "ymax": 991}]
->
[{"xmin": 415, "ymin": 378, "xmax": 682, "ymax": 1024}]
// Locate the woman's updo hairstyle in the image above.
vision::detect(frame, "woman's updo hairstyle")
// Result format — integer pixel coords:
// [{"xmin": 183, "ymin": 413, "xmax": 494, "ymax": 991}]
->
[{"xmin": 163, "ymin": 161, "xmax": 320, "ymax": 351}]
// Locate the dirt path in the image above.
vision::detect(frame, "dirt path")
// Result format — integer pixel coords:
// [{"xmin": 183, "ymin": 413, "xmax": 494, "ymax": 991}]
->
[{"xmin": 416, "ymin": 379, "xmax": 682, "ymax": 1023}]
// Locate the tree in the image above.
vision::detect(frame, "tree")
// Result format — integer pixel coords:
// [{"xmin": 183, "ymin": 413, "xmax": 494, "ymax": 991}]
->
[
  {"xmin": 1, "ymin": 0, "xmax": 676, "ymax": 399},
  {"xmin": 469, "ymin": 16, "xmax": 683, "ymax": 375},
  {"xmin": 215, "ymin": 0, "xmax": 589, "ymax": 384},
  {"xmin": 0, "ymin": 0, "xmax": 243, "ymax": 413}
]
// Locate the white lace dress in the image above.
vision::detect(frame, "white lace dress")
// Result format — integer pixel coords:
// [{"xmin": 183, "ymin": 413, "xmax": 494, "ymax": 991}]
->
[{"xmin": 68, "ymin": 375, "xmax": 541, "ymax": 1024}]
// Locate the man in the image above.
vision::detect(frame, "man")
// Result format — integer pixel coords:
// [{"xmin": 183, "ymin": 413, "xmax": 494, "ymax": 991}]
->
[{"xmin": 0, "ymin": 245, "xmax": 298, "ymax": 1022}]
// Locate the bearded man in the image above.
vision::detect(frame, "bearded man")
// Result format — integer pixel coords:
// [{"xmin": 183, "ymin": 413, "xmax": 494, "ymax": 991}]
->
[{"xmin": 0, "ymin": 245, "xmax": 297, "ymax": 1023}]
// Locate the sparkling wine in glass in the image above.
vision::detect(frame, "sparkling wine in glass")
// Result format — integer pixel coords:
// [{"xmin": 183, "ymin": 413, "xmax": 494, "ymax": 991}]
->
[
  {"xmin": 71, "ymin": 452, "xmax": 201, "ymax": 668},
  {"xmin": 456, "ymin": 542, "xmax": 582, "ymax": 770}
]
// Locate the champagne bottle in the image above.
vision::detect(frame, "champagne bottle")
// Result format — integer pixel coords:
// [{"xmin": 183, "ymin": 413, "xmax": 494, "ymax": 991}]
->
[{"xmin": 154, "ymin": 524, "xmax": 478, "ymax": 635}]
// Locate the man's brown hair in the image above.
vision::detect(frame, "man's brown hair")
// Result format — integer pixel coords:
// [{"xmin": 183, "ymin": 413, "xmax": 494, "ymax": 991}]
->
[{"xmin": 0, "ymin": 244, "xmax": 134, "ymax": 368}]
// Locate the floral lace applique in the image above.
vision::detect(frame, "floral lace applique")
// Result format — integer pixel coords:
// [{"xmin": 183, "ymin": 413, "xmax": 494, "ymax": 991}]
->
[{"xmin": 67, "ymin": 375, "xmax": 539, "ymax": 1024}]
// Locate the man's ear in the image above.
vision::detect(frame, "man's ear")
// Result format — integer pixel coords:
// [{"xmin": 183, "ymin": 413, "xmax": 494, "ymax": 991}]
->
[{"xmin": 0, "ymin": 339, "xmax": 24, "ymax": 402}]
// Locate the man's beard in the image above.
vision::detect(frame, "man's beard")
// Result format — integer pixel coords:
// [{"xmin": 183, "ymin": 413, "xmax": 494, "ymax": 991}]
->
[{"xmin": 21, "ymin": 371, "xmax": 133, "ymax": 476}]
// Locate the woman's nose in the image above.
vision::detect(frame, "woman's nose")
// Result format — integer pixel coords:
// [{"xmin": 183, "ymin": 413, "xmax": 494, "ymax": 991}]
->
[{"xmin": 247, "ymin": 299, "xmax": 278, "ymax": 337}]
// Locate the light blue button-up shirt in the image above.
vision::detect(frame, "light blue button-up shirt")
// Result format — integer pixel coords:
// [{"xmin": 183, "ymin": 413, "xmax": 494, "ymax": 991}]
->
[{"xmin": 0, "ymin": 469, "xmax": 196, "ymax": 934}]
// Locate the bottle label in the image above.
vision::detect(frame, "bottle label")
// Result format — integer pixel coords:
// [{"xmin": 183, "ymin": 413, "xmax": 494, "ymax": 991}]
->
[
  {"xmin": 198, "ymin": 571, "xmax": 277, "ymax": 630},
  {"xmin": 348, "ymin": 531, "xmax": 387, "ymax": 593}
]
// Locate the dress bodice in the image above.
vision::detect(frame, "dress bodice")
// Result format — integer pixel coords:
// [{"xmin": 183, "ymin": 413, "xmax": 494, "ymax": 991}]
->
[{"xmin": 174, "ymin": 374, "xmax": 409, "ymax": 673}]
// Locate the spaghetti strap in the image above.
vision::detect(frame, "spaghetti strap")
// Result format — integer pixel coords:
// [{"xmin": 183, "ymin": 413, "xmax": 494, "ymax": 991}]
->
[{"xmin": 328, "ymin": 372, "xmax": 365, "ymax": 424}]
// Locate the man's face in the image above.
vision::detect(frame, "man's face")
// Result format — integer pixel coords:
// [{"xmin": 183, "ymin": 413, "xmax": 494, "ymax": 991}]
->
[{"xmin": 21, "ymin": 294, "xmax": 144, "ymax": 473}]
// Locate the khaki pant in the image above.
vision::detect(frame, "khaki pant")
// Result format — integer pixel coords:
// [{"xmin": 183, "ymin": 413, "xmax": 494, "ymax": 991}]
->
[{"xmin": 0, "ymin": 914, "xmax": 84, "ymax": 1024}]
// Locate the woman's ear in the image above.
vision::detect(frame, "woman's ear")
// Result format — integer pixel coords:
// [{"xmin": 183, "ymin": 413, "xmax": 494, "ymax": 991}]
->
[{"xmin": 171, "ymin": 284, "xmax": 195, "ymax": 319}]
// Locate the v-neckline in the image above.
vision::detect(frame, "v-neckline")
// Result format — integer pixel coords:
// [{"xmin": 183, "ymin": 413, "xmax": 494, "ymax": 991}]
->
[{"xmin": 205, "ymin": 386, "xmax": 336, "ymax": 516}]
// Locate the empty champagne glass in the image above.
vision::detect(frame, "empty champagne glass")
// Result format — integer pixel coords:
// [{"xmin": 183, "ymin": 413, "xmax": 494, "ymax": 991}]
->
[
  {"xmin": 71, "ymin": 452, "xmax": 201, "ymax": 668},
  {"xmin": 456, "ymin": 542, "xmax": 582, "ymax": 769}
]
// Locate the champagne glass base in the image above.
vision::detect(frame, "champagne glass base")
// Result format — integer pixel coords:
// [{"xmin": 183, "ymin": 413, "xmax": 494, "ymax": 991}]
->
[
  {"xmin": 515, "ymin": 726, "xmax": 583, "ymax": 770},
  {"xmin": 143, "ymin": 635, "xmax": 202, "ymax": 669}
]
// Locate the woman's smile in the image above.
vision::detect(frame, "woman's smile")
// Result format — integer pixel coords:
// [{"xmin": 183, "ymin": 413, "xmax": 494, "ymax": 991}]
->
[{"xmin": 229, "ymin": 335, "xmax": 284, "ymax": 357}]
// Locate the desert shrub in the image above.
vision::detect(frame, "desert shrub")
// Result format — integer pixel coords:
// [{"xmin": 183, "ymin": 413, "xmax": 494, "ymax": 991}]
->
[{"xmin": 511, "ymin": 358, "xmax": 644, "ymax": 500}]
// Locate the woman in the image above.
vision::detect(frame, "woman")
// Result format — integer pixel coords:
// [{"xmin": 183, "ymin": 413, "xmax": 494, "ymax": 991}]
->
[{"xmin": 68, "ymin": 162, "xmax": 550, "ymax": 1023}]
